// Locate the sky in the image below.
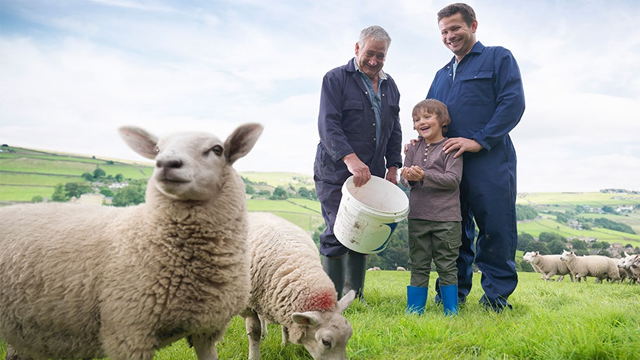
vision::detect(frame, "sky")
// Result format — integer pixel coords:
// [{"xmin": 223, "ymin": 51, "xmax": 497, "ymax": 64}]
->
[{"xmin": 1, "ymin": 0, "xmax": 639, "ymax": 193}]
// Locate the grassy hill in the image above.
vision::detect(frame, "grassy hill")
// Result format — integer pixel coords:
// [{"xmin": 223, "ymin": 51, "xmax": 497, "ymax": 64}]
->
[{"xmin": 2, "ymin": 145, "xmax": 640, "ymax": 244}]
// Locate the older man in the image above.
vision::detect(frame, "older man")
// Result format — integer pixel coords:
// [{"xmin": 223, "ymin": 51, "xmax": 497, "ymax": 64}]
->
[{"xmin": 314, "ymin": 25, "xmax": 402, "ymax": 300}]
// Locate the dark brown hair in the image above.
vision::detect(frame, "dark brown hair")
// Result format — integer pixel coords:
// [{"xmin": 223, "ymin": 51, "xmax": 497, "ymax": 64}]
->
[
  {"xmin": 412, "ymin": 99, "xmax": 451, "ymax": 135},
  {"xmin": 437, "ymin": 3, "xmax": 476, "ymax": 26}
]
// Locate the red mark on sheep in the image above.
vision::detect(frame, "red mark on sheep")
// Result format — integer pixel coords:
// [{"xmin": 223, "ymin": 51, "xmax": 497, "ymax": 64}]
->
[{"xmin": 304, "ymin": 289, "xmax": 337, "ymax": 311}]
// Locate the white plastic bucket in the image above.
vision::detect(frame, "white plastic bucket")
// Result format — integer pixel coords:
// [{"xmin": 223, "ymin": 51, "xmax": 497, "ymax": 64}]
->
[{"xmin": 334, "ymin": 176, "xmax": 409, "ymax": 254}]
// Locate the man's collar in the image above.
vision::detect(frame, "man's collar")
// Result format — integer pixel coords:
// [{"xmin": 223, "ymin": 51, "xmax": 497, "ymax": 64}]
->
[{"xmin": 354, "ymin": 57, "xmax": 387, "ymax": 80}]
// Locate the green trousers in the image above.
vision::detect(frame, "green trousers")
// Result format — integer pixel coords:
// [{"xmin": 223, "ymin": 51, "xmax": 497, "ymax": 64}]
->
[{"xmin": 408, "ymin": 219, "xmax": 461, "ymax": 287}]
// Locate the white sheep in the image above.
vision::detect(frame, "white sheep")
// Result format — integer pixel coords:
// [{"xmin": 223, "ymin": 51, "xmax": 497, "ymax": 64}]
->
[
  {"xmin": 0, "ymin": 123, "xmax": 263, "ymax": 360},
  {"xmin": 559, "ymin": 250, "xmax": 620, "ymax": 283},
  {"xmin": 617, "ymin": 252, "xmax": 638, "ymax": 284},
  {"xmin": 242, "ymin": 212, "xmax": 355, "ymax": 360},
  {"xmin": 523, "ymin": 251, "xmax": 574, "ymax": 282},
  {"xmin": 628, "ymin": 254, "xmax": 640, "ymax": 282}
]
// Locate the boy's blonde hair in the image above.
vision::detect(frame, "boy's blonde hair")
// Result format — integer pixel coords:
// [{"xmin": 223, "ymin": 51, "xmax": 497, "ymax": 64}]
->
[{"xmin": 412, "ymin": 99, "xmax": 451, "ymax": 135}]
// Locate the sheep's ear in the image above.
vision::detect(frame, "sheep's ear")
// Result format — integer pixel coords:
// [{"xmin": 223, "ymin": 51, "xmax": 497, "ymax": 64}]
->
[
  {"xmin": 337, "ymin": 290, "xmax": 356, "ymax": 313},
  {"xmin": 291, "ymin": 312, "xmax": 321, "ymax": 327},
  {"xmin": 224, "ymin": 123, "xmax": 263, "ymax": 165},
  {"xmin": 118, "ymin": 126, "xmax": 159, "ymax": 160}
]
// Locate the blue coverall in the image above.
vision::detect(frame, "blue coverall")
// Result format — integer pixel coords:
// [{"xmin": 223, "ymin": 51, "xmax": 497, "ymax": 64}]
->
[
  {"xmin": 427, "ymin": 41, "xmax": 525, "ymax": 309},
  {"xmin": 314, "ymin": 57, "xmax": 403, "ymax": 257}
]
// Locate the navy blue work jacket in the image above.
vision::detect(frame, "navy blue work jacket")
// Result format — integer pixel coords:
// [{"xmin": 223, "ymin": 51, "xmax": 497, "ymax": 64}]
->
[
  {"xmin": 314, "ymin": 58, "xmax": 402, "ymax": 184},
  {"xmin": 427, "ymin": 42, "xmax": 525, "ymax": 151}
]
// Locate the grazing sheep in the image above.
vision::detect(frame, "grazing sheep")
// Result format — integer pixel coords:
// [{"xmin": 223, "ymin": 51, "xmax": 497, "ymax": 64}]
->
[
  {"xmin": 617, "ymin": 252, "xmax": 638, "ymax": 284},
  {"xmin": 559, "ymin": 250, "xmax": 620, "ymax": 283},
  {"xmin": 396, "ymin": 266, "xmax": 407, "ymax": 271},
  {"xmin": 0, "ymin": 123, "xmax": 263, "ymax": 360},
  {"xmin": 367, "ymin": 267, "xmax": 381, "ymax": 271},
  {"xmin": 523, "ymin": 251, "xmax": 574, "ymax": 282},
  {"xmin": 242, "ymin": 212, "xmax": 355, "ymax": 360},
  {"xmin": 523, "ymin": 251, "xmax": 543, "ymax": 278},
  {"xmin": 629, "ymin": 255, "xmax": 640, "ymax": 282}
]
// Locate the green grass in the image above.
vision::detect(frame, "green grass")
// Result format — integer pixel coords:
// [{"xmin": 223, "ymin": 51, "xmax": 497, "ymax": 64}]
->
[
  {"xmin": 247, "ymin": 199, "xmax": 323, "ymax": 231},
  {"xmin": 3, "ymin": 272, "xmax": 639, "ymax": 359}
]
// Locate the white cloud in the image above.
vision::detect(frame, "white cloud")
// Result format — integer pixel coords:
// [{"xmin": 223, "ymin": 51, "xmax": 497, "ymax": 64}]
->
[{"xmin": 1, "ymin": 0, "xmax": 639, "ymax": 192}]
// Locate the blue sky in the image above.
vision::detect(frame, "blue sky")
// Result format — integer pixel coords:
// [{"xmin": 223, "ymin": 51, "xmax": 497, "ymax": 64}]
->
[{"xmin": 1, "ymin": 0, "xmax": 639, "ymax": 192}]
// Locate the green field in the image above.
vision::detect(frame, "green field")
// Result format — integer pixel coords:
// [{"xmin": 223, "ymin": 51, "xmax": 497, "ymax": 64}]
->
[
  {"xmin": 2, "ymin": 145, "xmax": 640, "ymax": 246},
  {"xmin": 3, "ymin": 271, "xmax": 639, "ymax": 360},
  {"xmin": 247, "ymin": 199, "xmax": 323, "ymax": 232}
]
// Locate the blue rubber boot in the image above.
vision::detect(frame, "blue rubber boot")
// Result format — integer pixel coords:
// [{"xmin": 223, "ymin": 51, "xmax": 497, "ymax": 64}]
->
[
  {"xmin": 406, "ymin": 286, "xmax": 428, "ymax": 315},
  {"xmin": 441, "ymin": 284, "xmax": 459, "ymax": 316}
]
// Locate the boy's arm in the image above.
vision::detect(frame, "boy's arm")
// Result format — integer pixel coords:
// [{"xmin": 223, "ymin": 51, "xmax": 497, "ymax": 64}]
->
[{"xmin": 421, "ymin": 153, "xmax": 463, "ymax": 190}]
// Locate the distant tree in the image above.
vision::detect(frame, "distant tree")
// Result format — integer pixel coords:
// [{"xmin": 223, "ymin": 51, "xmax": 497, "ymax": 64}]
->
[
  {"xmin": 594, "ymin": 218, "xmax": 636, "ymax": 234},
  {"xmin": 65, "ymin": 182, "xmax": 93, "ymax": 199},
  {"xmin": 597, "ymin": 249, "xmax": 611, "ymax": 257},
  {"xmin": 571, "ymin": 239, "xmax": 588, "ymax": 250},
  {"xmin": 112, "ymin": 180, "xmax": 146, "ymax": 207},
  {"xmin": 297, "ymin": 187, "xmax": 311, "ymax": 199},
  {"xmin": 99, "ymin": 188, "xmax": 114, "ymax": 197},
  {"xmin": 555, "ymin": 213, "xmax": 568, "ymax": 224},
  {"xmin": 31, "ymin": 195, "xmax": 44, "ymax": 203},
  {"xmin": 271, "ymin": 186, "xmax": 288, "ymax": 200},
  {"xmin": 51, "ymin": 184, "xmax": 68, "ymax": 202},
  {"xmin": 548, "ymin": 240, "xmax": 567, "ymax": 254},
  {"xmin": 373, "ymin": 219, "xmax": 409, "ymax": 269},
  {"xmin": 93, "ymin": 168, "xmax": 106, "ymax": 179},
  {"xmin": 82, "ymin": 172, "xmax": 94, "ymax": 181},
  {"xmin": 517, "ymin": 259, "xmax": 535, "ymax": 272},
  {"xmin": 245, "ymin": 184, "xmax": 255, "ymax": 195},
  {"xmin": 601, "ymin": 205, "xmax": 616, "ymax": 214},
  {"xmin": 517, "ymin": 232, "xmax": 534, "ymax": 251},
  {"xmin": 539, "ymin": 232, "xmax": 566, "ymax": 243},
  {"xmin": 516, "ymin": 204, "xmax": 538, "ymax": 221},
  {"xmin": 115, "ymin": 174, "xmax": 124, "ymax": 182},
  {"xmin": 525, "ymin": 241, "xmax": 550, "ymax": 255}
]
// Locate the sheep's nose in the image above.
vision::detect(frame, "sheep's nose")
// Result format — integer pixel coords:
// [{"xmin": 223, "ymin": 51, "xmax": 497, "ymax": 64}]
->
[{"xmin": 156, "ymin": 158, "xmax": 183, "ymax": 169}]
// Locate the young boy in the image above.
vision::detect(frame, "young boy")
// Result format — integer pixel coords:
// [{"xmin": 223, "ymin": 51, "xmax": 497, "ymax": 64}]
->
[{"xmin": 400, "ymin": 99, "xmax": 463, "ymax": 316}]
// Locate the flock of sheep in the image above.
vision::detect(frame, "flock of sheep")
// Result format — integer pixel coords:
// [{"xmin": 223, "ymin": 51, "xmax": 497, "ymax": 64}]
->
[
  {"xmin": 523, "ymin": 250, "xmax": 640, "ymax": 284},
  {"xmin": 0, "ymin": 124, "xmax": 355, "ymax": 360}
]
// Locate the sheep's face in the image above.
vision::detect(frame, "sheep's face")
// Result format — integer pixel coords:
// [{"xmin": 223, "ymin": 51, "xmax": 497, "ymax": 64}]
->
[
  {"xmin": 522, "ymin": 252, "xmax": 535, "ymax": 262},
  {"xmin": 291, "ymin": 290, "xmax": 355, "ymax": 360},
  {"xmin": 152, "ymin": 132, "xmax": 227, "ymax": 201},
  {"xmin": 119, "ymin": 123, "xmax": 263, "ymax": 203},
  {"xmin": 559, "ymin": 250, "xmax": 574, "ymax": 261}
]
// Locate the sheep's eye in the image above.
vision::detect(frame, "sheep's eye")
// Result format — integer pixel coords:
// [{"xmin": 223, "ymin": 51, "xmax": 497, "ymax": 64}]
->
[
  {"xmin": 322, "ymin": 338, "xmax": 332, "ymax": 348},
  {"xmin": 208, "ymin": 145, "xmax": 223, "ymax": 156},
  {"xmin": 154, "ymin": 146, "xmax": 160, "ymax": 153}
]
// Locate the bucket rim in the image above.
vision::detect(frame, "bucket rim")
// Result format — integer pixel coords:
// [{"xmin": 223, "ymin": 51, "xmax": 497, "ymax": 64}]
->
[{"xmin": 342, "ymin": 175, "xmax": 409, "ymax": 217}]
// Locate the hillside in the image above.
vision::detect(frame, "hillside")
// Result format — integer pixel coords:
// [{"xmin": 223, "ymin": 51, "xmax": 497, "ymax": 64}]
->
[{"xmin": 2, "ymin": 145, "xmax": 640, "ymax": 248}]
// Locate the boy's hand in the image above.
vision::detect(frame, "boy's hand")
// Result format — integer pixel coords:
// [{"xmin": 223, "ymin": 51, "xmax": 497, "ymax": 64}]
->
[{"xmin": 401, "ymin": 165, "xmax": 424, "ymax": 182}]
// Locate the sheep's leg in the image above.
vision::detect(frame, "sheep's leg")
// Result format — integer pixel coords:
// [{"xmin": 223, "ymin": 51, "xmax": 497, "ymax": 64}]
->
[
  {"xmin": 245, "ymin": 310, "xmax": 262, "ymax": 360},
  {"xmin": 556, "ymin": 275, "xmax": 564, "ymax": 282},
  {"xmin": 191, "ymin": 333, "xmax": 220, "ymax": 360},
  {"xmin": 280, "ymin": 325, "xmax": 290, "ymax": 348}
]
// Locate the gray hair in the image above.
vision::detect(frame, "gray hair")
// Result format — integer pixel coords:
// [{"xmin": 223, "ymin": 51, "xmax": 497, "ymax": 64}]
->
[{"xmin": 358, "ymin": 25, "xmax": 391, "ymax": 48}]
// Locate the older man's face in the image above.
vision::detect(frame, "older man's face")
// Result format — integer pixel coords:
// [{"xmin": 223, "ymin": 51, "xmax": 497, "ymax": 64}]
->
[{"xmin": 355, "ymin": 37, "xmax": 388, "ymax": 81}]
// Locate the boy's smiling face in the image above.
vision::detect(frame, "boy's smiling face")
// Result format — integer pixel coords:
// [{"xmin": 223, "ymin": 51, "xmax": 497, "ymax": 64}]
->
[{"xmin": 413, "ymin": 109, "xmax": 445, "ymax": 144}]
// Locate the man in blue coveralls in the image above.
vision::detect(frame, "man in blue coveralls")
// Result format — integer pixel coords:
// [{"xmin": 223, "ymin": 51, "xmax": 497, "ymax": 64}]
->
[
  {"xmin": 427, "ymin": 3, "xmax": 525, "ymax": 311},
  {"xmin": 314, "ymin": 25, "xmax": 403, "ymax": 300}
]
